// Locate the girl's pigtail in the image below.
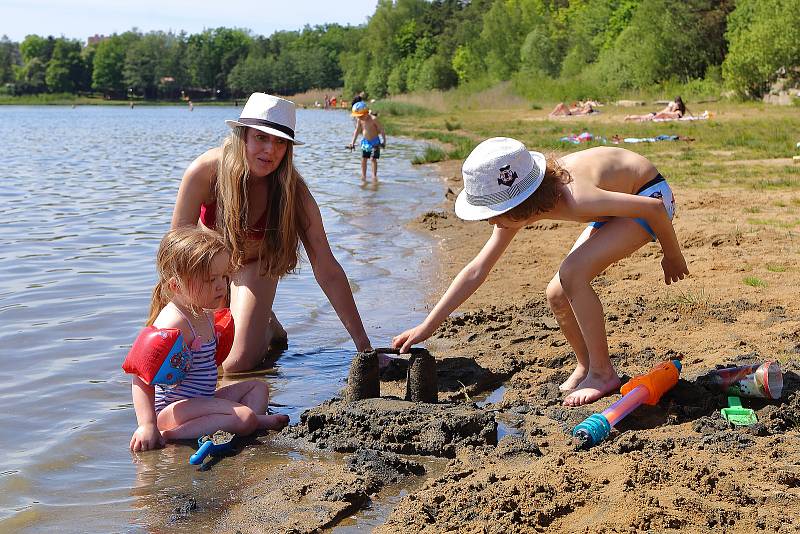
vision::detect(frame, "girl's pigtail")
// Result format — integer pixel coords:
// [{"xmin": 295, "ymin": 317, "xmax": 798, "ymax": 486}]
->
[{"xmin": 145, "ymin": 279, "xmax": 169, "ymax": 326}]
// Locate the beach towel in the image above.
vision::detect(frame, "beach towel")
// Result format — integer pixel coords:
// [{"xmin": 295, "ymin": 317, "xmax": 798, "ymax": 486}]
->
[
  {"xmin": 559, "ymin": 132, "xmax": 606, "ymax": 144},
  {"xmin": 653, "ymin": 111, "xmax": 711, "ymax": 123},
  {"xmin": 623, "ymin": 135, "xmax": 680, "ymax": 143}
]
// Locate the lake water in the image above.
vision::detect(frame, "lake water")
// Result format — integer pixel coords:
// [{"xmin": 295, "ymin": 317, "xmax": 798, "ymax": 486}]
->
[{"xmin": 0, "ymin": 105, "xmax": 444, "ymax": 532}]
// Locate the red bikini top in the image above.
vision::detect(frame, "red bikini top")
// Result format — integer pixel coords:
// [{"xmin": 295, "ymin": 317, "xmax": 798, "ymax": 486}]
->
[{"xmin": 199, "ymin": 201, "xmax": 269, "ymax": 240}]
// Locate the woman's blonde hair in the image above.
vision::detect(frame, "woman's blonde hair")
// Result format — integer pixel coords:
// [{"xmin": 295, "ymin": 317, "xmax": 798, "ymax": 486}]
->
[
  {"xmin": 215, "ymin": 126, "xmax": 307, "ymax": 278},
  {"xmin": 504, "ymin": 156, "xmax": 572, "ymax": 221},
  {"xmin": 146, "ymin": 227, "xmax": 230, "ymax": 326}
]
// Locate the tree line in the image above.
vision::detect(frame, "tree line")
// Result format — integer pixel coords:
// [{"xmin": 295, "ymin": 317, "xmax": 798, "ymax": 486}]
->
[{"xmin": 1, "ymin": 0, "xmax": 797, "ymax": 101}]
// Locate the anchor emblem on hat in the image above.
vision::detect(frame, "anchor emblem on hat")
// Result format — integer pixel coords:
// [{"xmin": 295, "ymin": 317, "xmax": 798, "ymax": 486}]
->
[{"xmin": 497, "ymin": 164, "xmax": 518, "ymax": 186}]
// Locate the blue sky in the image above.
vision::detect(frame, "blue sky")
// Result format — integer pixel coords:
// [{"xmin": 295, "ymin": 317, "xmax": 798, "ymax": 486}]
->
[{"xmin": 1, "ymin": 0, "xmax": 378, "ymax": 42}]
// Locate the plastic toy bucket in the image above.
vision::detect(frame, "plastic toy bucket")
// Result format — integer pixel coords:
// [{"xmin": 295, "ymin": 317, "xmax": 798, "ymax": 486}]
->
[{"xmin": 710, "ymin": 361, "xmax": 783, "ymax": 399}]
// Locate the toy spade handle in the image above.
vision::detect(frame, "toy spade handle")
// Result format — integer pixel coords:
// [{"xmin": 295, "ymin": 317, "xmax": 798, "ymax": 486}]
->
[{"xmin": 189, "ymin": 440, "xmax": 213, "ymax": 465}]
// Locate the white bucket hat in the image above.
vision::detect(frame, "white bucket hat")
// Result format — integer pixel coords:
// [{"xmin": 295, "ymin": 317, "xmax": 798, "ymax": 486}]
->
[
  {"xmin": 225, "ymin": 93, "xmax": 304, "ymax": 145},
  {"xmin": 454, "ymin": 137, "xmax": 546, "ymax": 221}
]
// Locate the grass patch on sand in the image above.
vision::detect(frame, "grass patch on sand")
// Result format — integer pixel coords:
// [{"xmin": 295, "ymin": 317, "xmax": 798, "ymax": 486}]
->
[
  {"xmin": 413, "ymin": 145, "xmax": 447, "ymax": 165},
  {"xmin": 370, "ymin": 100, "xmax": 432, "ymax": 117},
  {"xmin": 750, "ymin": 176, "xmax": 800, "ymax": 190},
  {"xmin": 743, "ymin": 276, "xmax": 767, "ymax": 288},
  {"xmin": 658, "ymin": 287, "xmax": 710, "ymax": 313},
  {"xmin": 747, "ymin": 218, "xmax": 800, "ymax": 229},
  {"xmin": 766, "ymin": 264, "xmax": 788, "ymax": 272},
  {"xmin": 444, "ymin": 119, "xmax": 461, "ymax": 131}
]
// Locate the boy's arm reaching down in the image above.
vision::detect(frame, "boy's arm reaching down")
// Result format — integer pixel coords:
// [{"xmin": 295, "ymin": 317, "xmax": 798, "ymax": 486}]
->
[
  {"xmin": 393, "ymin": 225, "xmax": 518, "ymax": 352},
  {"xmin": 349, "ymin": 122, "xmax": 361, "ymax": 148}
]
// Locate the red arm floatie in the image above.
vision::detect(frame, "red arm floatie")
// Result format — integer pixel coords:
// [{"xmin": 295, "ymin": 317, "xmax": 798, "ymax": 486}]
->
[
  {"xmin": 214, "ymin": 308, "xmax": 235, "ymax": 367},
  {"xmin": 122, "ymin": 327, "xmax": 192, "ymax": 386}
]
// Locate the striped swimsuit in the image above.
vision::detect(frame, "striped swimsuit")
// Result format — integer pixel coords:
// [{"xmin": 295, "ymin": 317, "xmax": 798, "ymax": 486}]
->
[{"xmin": 154, "ymin": 310, "xmax": 219, "ymax": 414}]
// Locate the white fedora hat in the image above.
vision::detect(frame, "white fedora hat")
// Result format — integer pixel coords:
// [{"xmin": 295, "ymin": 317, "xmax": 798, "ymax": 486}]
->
[
  {"xmin": 455, "ymin": 137, "xmax": 546, "ymax": 221},
  {"xmin": 225, "ymin": 93, "xmax": 304, "ymax": 145}
]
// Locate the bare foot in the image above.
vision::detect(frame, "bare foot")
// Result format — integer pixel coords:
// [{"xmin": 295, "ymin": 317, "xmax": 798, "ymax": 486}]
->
[
  {"xmin": 563, "ymin": 372, "xmax": 621, "ymax": 407},
  {"xmin": 261, "ymin": 414, "xmax": 290, "ymax": 431},
  {"xmin": 559, "ymin": 365, "xmax": 588, "ymax": 393}
]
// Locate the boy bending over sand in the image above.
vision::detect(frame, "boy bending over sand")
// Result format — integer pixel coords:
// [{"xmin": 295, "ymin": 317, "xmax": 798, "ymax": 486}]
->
[{"xmin": 393, "ymin": 138, "xmax": 688, "ymax": 406}]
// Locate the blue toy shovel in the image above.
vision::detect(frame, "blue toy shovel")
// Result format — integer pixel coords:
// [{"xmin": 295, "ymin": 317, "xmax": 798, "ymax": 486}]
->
[{"xmin": 189, "ymin": 430, "xmax": 235, "ymax": 465}]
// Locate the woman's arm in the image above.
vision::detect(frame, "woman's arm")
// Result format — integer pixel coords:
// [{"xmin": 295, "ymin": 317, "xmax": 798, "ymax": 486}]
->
[
  {"xmin": 300, "ymin": 191, "xmax": 371, "ymax": 351},
  {"xmin": 130, "ymin": 376, "xmax": 164, "ymax": 451},
  {"xmin": 574, "ymin": 188, "xmax": 687, "ymax": 283},
  {"xmin": 392, "ymin": 225, "xmax": 519, "ymax": 352},
  {"xmin": 170, "ymin": 148, "xmax": 218, "ymax": 229}
]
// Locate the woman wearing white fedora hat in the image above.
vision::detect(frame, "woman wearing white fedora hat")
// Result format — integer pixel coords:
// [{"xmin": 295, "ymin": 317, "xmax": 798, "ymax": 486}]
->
[
  {"xmin": 393, "ymin": 138, "xmax": 689, "ymax": 407},
  {"xmin": 172, "ymin": 93, "xmax": 372, "ymax": 372}
]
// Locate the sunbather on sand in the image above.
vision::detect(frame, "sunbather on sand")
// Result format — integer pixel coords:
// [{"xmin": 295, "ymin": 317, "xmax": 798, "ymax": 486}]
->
[
  {"xmin": 550, "ymin": 101, "xmax": 599, "ymax": 117},
  {"xmin": 625, "ymin": 96, "xmax": 690, "ymax": 122}
]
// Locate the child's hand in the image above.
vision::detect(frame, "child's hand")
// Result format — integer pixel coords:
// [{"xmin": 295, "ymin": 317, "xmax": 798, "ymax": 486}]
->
[
  {"xmin": 392, "ymin": 323, "xmax": 434, "ymax": 353},
  {"xmin": 661, "ymin": 253, "xmax": 689, "ymax": 284},
  {"xmin": 130, "ymin": 423, "xmax": 165, "ymax": 452}
]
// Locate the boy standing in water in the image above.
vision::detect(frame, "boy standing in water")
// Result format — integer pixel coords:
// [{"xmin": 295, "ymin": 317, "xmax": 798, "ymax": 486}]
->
[
  {"xmin": 393, "ymin": 138, "xmax": 688, "ymax": 407},
  {"xmin": 349, "ymin": 101, "xmax": 386, "ymax": 182}
]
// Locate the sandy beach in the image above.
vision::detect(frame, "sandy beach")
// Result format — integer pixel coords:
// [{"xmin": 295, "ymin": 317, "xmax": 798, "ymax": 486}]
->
[
  {"xmin": 210, "ymin": 102, "xmax": 800, "ymax": 533},
  {"xmin": 371, "ymin": 157, "xmax": 800, "ymax": 533}
]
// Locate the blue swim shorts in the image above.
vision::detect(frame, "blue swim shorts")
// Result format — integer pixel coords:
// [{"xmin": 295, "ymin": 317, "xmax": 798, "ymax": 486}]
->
[{"xmin": 588, "ymin": 173, "xmax": 675, "ymax": 241}]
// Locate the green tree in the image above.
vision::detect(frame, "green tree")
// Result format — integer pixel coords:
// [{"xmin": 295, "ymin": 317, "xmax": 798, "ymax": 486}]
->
[
  {"xmin": 594, "ymin": 0, "xmax": 732, "ymax": 89},
  {"xmin": 79, "ymin": 43, "xmax": 96, "ymax": 92},
  {"xmin": 414, "ymin": 53, "xmax": 458, "ymax": 90},
  {"xmin": 19, "ymin": 34, "xmax": 55, "ymax": 65},
  {"xmin": 92, "ymin": 33, "xmax": 138, "ymax": 97},
  {"xmin": 342, "ymin": 50, "xmax": 369, "ymax": 96},
  {"xmin": 229, "ymin": 54, "xmax": 275, "ymax": 94},
  {"xmin": 723, "ymin": 0, "xmax": 800, "ymax": 97},
  {"xmin": 16, "ymin": 34, "xmax": 55, "ymax": 93},
  {"xmin": 187, "ymin": 28, "xmax": 251, "ymax": 96},
  {"xmin": 155, "ymin": 32, "xmax": 190, "ymax": 99},
  {"xmin": 519, "ymin": 24, "xmax": 561, "ymax": 77},
  {"xmin": 387, "ymin": 58, "xmax": 411, "ymax": 94},
  {"xmin": 45, "ymin": 38, "xmax": 86, "ymax": 93},
  {"xmin": 556, "ymin": 0, "xmax": 620, "ymax": 78},
  {"xmin": 0, "ymin": 35, "xmax": 21, "ymax": 85},
  {"xmin": 452, "ymin": 45, "xmax": 485, "ymax": 85},
  {"xmin": 14, "ymin": 57, "xmax": 47, "ymax": 93},
  {"xmin": 123, "ymin": 32, "xmax": 163, "ymax": 98}
]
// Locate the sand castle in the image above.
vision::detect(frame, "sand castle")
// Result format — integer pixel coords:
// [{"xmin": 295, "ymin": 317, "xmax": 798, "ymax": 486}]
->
[{"xmin": 347, "ymin": 347, "xmax": 438, "ymax": 403}]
